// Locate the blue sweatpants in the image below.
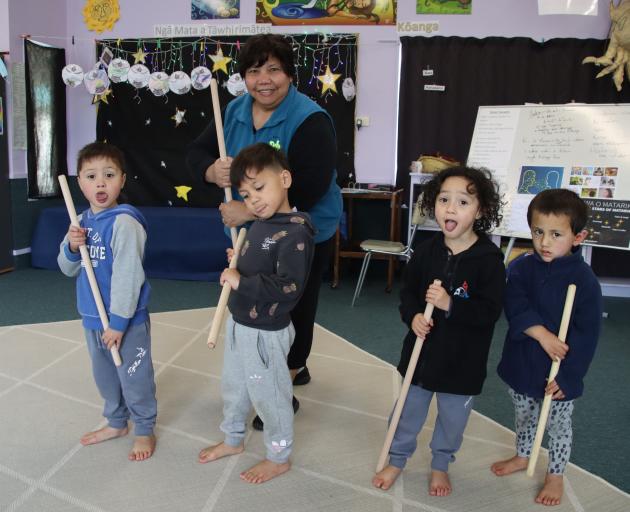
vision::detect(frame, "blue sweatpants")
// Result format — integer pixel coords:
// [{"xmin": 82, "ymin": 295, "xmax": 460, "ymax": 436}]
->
[
  {"xmin": 388, "ymin": 384, "xmax": 474, "ymax": 472},
  {"xmin": 85, "ymin": 319, "xmax": 157, "ymax": 436}
]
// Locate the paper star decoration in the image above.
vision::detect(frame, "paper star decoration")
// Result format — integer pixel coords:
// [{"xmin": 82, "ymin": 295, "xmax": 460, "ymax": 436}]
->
[
  {"xmin": 317, "ymin": 66, "xmax": 342, "ymax": 95},
  {"xmin": 92, "ymin": 88, "xmax": 112, "ymax": 104},
  {"xmin": 132, "ymin": 48, "xmax": 147, "ymax": 64},
  {"xmin": 174, "ymin": 185, "xmax": 192, "ymax": 202},
  {"xmin": 145, "ymin": 118, "xmax": 151, "ymax": 125},
  {"xmin": 171, "ymin": 108, "xmax": 187, "ymax": 127},
  {"xmin": 160, "ymin": 161, "xmax": 166, "ymax": 168},
  {"xmin": 210, "ymin": 48, "xmax": 232, "ymax": 75}
]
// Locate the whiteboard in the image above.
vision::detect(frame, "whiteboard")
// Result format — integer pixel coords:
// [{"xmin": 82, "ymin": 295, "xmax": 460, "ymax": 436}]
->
[{"xmin": 467, "ymin": 104, "xmax": 630, "ymax": 250}]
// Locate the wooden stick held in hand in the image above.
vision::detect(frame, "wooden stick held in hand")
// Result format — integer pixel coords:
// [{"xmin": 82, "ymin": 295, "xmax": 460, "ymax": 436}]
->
[
  {"xmin": 376, "ymin": 279, "xmax": 441, "ymax": 473},
  {"xmin": 210, "ymin": 77, "xmax": 238, "ymax": 247},
  {"xmin": 58, "ymin": 175, "xmax": 122, "ymax": 367},
  {"xmin": 207, "ymin": 228, "xmax": 247, "ymax": 348},
  {"xmin": 526, "ymin": 284, "xmax": 577, "ymax": 477}
]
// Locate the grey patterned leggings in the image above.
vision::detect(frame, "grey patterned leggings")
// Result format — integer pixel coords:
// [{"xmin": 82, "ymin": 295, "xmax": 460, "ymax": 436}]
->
[{"xmin": 509, "ymin": 388, "xmax": 574, "ymax": 474}]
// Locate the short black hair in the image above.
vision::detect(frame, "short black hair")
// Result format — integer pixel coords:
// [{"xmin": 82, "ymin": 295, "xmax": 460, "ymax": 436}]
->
[
  {"xmin": 527, "ymin": 188, "xmax": 588, "ymax": 234},
  {"xmin": 420, "ymin": 165, "xmax": 503, "ymax": 234},
  {"xmin": 77, "ymin": 142, "xmax": 126, "ymax": 174},
  {"xmin": 230, "ymin": 143, "xmax": 291, "ymax": 187},
  {"xmin": 237, "ymin": 34, "xmax": 296, "ymax": 81}
]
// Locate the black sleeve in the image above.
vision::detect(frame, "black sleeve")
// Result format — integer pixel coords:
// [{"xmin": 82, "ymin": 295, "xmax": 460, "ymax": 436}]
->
[
  {"xmin": 399, "ymin": 247, "xmax": 428, "ymax": 327},
  {"xmin": 287, "ymin": 112, "xmax": 337, "ymax": 212},
  {"xmin": 186, "ymin": 117, "xmax": 221, "ymax": 185}
]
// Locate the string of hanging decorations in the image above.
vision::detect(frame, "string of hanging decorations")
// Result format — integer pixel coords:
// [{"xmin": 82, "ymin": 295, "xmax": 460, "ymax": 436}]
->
[{"xmin": 61, "ymin": 34, "xmax": 358, "ymax": 103}]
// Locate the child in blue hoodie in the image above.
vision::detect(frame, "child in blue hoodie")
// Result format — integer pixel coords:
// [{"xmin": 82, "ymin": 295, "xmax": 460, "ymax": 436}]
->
[
  {"xmin": 491, "ymin": 189, "xmax": 602, "ymax": 506},
  {"xmin": 58, "ymin": 142, "xmax": 157, "ymax": 461}
]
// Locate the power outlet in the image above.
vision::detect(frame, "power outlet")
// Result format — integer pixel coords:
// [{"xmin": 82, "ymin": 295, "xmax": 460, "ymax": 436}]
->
[{"xmin": 356, "ymin": 116, "xmax": 370, "ymax": 128}]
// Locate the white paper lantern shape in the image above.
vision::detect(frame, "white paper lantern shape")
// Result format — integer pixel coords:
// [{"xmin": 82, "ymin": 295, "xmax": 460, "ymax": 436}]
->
[
  {"xmin": 108, "ymin": 58, "xmax": 130, "ymax": 83},
  {"xmin": 342, "ymin": 77, "xmax": 356, "ymax": 102},
  {"xmin": 83, "ymin": 68, "xmax": 110, "ymax": 95},
  {"xmin": 127, "ymin": 64, "xmax": 150, "ymax": 89},
  {"xmin": 62, "ymin": 64, "xmax": 85, "ymax": 87},
  {"xmin": 191, "ymin": 66, "xmax": 212, "ymax": 90},
  {"xmin": 226, "ymin": 73, "xmax": 247, "ymax": 97},
  {"xmin": 148, "ymin": 72, "xmax": 170, "ymax": 96},
  {"xmin": 169, "ymin": 71, "xmax": 192, "ymax": 95}
]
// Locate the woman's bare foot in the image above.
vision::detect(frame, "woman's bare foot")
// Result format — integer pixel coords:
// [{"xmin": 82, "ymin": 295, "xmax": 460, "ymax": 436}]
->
[
  {"xmin": 535, "ymin": 474, "xmax": 564, "ymax": 506},
  {"xmin": 429, "ymin": 470, "xmax": 452, "ymax": 497},
  {"xmin": 80, "ymin": 426, "xmax": 128, "ymax": 446},
  {"xmin": 240, "ymin": 459, "xmax": 290, "ymax": 484},
  {"xmin": 198, "ymin": 442, "xmax": 244, "ymax": 463},
  {"xmin": 129, "ymin": 435, "xmax": 156, "ymax": 461},
  {"xmin": 372, "ymin": 465, "xmax": 402, "ymax": 490},
  {"xmin": 491, "ymin": 455, "xmax": 528, "ymax": 476}
]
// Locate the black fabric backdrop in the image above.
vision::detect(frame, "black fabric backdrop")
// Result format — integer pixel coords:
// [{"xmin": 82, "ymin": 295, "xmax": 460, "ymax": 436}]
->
[
  {"xmin": 396, "ymin": 36, "xmax": 630, "ymax": 276},
  {"xmin": 95, "ymin": 35, "xmax": 357, "ymax": 208},
  {"xmin": 25, "ymin": 39, "xmax": 67, "ymax": 199}
]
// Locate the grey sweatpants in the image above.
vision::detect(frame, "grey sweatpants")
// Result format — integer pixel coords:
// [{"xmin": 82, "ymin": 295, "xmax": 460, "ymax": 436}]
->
[
  {"xmin": 221, "ymin": 315, "xmax": 294, "ymax": 464},
  {"xmin": 388, "ymin": 384, "xmax": 474, "ymax": 472},
  {"xmin": 85, "ymin": 319, "xmax": 157, "ymax": 436},
  {"xmin": 509, "ymin": 388, "xmax": 574, "ymax": 474}
]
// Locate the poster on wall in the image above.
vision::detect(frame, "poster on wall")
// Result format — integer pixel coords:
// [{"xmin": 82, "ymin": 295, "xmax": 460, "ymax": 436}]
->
[
  {"xmin": 192, "ymin": 0, "xmax": 240, "ymax": 19},
  {"xmin": 417, "ymin": 0, "xmax": 471, "ymax": 15},
  {"xmin": 256, "ymin": 0, "xmax": 396, "ymax": 25}
]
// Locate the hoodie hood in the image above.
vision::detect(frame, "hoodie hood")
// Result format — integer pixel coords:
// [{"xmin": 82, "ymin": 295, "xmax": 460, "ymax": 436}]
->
[{"xmin": 81, "ymin": 204, "xmax": 148, "ymax": 231}]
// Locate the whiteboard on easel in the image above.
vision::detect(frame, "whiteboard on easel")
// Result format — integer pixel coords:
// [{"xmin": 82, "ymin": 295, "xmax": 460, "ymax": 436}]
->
[{"xmin": 466, "ymin": 104, "xmax": 630, "ymax": 250}]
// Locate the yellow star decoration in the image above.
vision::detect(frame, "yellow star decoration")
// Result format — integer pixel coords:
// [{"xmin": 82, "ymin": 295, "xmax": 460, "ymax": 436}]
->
[
  {"xmin": 210, "ymin": 48, "xmax": 232, "ymax": 75},
  {"xmin": 83, "ymin": 0, "xmax": 120, "ymax": 33},
  {"xmin": 175, "ymin": 185, "xmax": 192, "ymax": 202},
  {"xmin": 317, "ymin": 66, "xmax": 342, "ymax": 95},
  {"xmin": 92, "ymin": 88, "xmax": 112, "ymax": 105},
  {"xmin": 132, "ymin": 48, "xmax": 147, "ymax": 64},
  {"xmin": 171, "ymin": 108, "xmax": 187, "ymax": 127}
]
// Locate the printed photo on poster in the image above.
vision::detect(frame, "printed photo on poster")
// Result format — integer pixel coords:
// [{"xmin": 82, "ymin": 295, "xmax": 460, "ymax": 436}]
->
[
  {"xmin": 417, "ymin": 0, "xmax": 471, "ymax": 15},
  {"xmin": 257, "ymin": 0, "xmax": 395, "ymax": 25},
  {"xmin": 192, "ymin": 0, "xmax": 240, "ymax": 19},
  {"xmin": 584, "ymin": 198, "xmax": 630, "ymax": 249},
  {"xmin": 517, "ymin": 165, "xmax": 563, "ymax": 195},
  {"xmin": 570, "ymin": 165, "xmax": 618, "ymax": 199}
]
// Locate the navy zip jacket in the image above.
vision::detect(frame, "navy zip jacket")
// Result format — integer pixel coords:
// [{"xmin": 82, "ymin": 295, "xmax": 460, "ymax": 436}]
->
[
  {"xmin": 497, "ymin": 248, "xmax": 602, "ymax": 400},
  {"xmin": 398, "ymin": 232, "xmax": 505, "ymax": 396}
]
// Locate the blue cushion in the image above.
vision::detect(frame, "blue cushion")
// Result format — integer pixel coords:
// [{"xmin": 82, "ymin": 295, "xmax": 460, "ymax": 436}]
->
[{"xmin": 31, "ymin": 206, "xmax": 231, "ymax": 282}]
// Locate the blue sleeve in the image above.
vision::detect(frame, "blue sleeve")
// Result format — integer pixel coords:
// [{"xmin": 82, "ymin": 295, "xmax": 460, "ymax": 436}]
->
[{"xmin": 504, "ymin": 257, "xmax": 545, "ymax": 340}]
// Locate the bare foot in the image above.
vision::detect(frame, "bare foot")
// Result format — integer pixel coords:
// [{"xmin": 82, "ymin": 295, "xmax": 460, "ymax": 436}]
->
[
  {"xmin": 198, "ymin": 442, "xmax": 244, "ymax": 463},
  {"xmin": 240, "ymin": 459, "xmax": 290, "ymax": 484},
  {"xmin": 491, "ymin": 455, "xmax": 528, "ymax": 476},
  {"xmin": 535, "ymin": 474, "xmax": 564, "ymax": 506},
  {"xmin": 372, "ymin": 465, "xmax": 402, "ymax": 490},
  {"xmin": 429, "ymin": 470, "xmax": 452, "ymax": 497},
  {"xmin": 129, "ymin": 435, "xmax": 156, "ymax": 461},
  {"xmin": 80, "ymin": 426, "xmax": 128, "ymax": 446}
]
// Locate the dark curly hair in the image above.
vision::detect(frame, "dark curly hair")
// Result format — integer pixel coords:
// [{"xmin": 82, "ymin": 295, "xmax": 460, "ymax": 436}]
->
[
  {"xmin": 237, "ymin": 34, "xmax": 296, "ymax": 81},
  {"xmin": 420, "ymin": 166, "xmax": 503, "ymax": 234}
]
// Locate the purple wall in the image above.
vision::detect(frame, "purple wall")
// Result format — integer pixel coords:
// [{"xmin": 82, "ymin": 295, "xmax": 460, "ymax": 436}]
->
[{"xmin": 7, "ymin": 0, "xmax": 613, "ymax": 183}]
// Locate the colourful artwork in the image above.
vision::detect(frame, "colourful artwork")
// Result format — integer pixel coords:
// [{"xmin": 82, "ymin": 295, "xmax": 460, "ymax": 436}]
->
[
  {"xmin": 192, "ymin": 0, "xmax": 240, "ymax": 19},
  {"xmin": 517, "ymin": 166, "xmax": 563, "ymax": 195},
  {"xmin": 417, "ymin": 0, "xmax": 471, "ymax": 15},
  {"xmin": 256, "ymin": 0, "xmax": 395, "ymax": 26}
]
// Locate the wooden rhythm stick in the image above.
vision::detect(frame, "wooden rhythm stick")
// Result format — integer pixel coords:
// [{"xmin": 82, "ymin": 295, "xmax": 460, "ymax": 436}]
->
[
  {"xmin": 207, "ymin": 228, "xmax": 247, "ymax": 348},
  {"xmin": 210, "ymin": 77, "xmax": 238, "ymax": 247},
  {"xmin": 526, "ymin": 284, "xmax": 577, "ymax": 477},
  {"xmin": 58, "ymin": 175, "xmax": 122, "ymax": 367},
  {"xmin": 376, "ymin": 279, "xmax": 441, "ymax": 473}
]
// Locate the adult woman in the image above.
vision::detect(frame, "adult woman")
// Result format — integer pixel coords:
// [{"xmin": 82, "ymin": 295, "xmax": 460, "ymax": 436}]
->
[{"xmin": 187, "ymin": 34, "xmax": 342, "ymax": 430}]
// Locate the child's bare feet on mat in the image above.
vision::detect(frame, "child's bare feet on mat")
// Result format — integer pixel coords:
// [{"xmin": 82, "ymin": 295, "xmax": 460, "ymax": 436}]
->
[
  {"xmin": 491, "ymin": 455, "xmax": 528, "ymax": 476},
  {"xmin": 80, "ymin": 426, "xmax": 128, "ymax": 446},
  {"xmin": 429, "ymin": 470, "xmax": 452, "ymax": 497},
  {"xmin": 372, "ymin": 465, "xmax": 402, "ymax": 490},
  {"xmin": 240, "ymin": 459, "xmax": 290, "ymax": 484},
  {"xmin": 535, "ymin": 474, "xmax": 563, "ymax": 506},
  {"xmin": 129, "ymin": 435, "xmax": 156, "ymax": 461},
  {"xmin": 198, "ymin": 442, "xmax": 243, "ymax": 463}
]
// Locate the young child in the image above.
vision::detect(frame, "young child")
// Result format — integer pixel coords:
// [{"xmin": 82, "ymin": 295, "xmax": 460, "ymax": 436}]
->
[
  {"xmin": 491, "ymin": 188, "xmax": 602, "ymax": 506},
  {"xmin": 197, "ymin": 143, "xmax": 314, "ymax": 484},
  {"xmin": 57, "ymin": 142, "xmax": 157, "ymax": 461},
  {"xmin": 373, "ymin": 166, "xmax": 505, "ymax": 496}
]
